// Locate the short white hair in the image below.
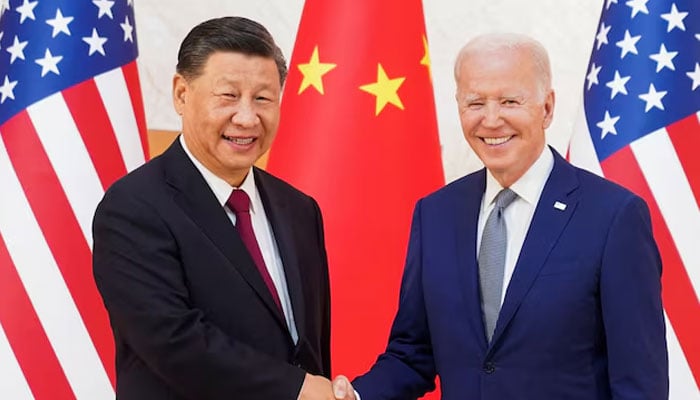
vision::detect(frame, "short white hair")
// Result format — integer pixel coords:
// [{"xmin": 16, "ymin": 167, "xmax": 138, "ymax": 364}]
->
[{"xmin": 454, "ymin": 33, "xmax": 552, "ymax": 98}]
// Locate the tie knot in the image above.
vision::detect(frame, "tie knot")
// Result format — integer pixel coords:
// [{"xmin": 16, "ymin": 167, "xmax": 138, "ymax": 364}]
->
[
  {"xmin": 227, "ymin": 189, "xmax": 250, "ymax": 214},
  {"xmin": 494, "ymin": 188, "xmax": 517, "ymax": 210}
]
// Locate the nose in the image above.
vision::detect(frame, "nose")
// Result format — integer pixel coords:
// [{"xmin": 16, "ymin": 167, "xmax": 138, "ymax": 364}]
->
[
  {"xmin": 481, "ymin": 102, "xmax": 503, "ymax": 128},
  {"xmin": 231, "ymin": 100, "xmax": 259, "ymax": 128}
]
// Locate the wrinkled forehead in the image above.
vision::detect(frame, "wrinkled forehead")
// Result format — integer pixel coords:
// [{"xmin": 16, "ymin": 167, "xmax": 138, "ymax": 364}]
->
[
  {"xmin": 455, "ymin": 47, "xmax": 550, "ymax": 99},
  {"xmin": 457, "ymin": 45, "xmax": 536, "ymax": 74},
  {"xmin": 456, "ymin": 35, "xmax": 551, "ymax": 85}
]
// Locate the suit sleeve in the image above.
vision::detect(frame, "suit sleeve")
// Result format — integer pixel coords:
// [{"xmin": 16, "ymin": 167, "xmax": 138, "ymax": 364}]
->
[
  {"xmin": 600, "ymin": 195, "xmax": 669, "ymax": 399},
  {"xmin": 92, "ymin": 184, "xmax": 305, "ymax": 400},
  {"xmin": 311, "ymin": 198, "xmax": 332, "ymax": 378},
  {"xmin": 353, "ymin": 199, "xmax": 437, "ymax": 400}
]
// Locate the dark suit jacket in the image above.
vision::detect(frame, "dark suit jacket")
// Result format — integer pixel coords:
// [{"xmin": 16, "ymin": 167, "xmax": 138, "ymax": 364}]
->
[
  {"xmin": 353, "ymin": 148, "xmax": 668, "ymax": 399},
  {"xmin": 92, "ymin": 139, "xmax": 331, "ymax": 400}
]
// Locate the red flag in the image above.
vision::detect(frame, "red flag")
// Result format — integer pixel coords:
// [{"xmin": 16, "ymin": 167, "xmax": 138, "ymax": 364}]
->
[
  {"xmin": 267, "ymin": 0, "xmax": 444, "ymax": 396},
  {"xmin": 569, "ymin": 0, "xmax": 699, "ymax": 396},
  {"xmin": 0, "ymin": 0, "xmax": 147, "ymax": 398}
]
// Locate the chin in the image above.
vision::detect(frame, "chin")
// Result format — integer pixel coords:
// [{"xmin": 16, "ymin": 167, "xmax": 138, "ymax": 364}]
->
[{"xmin": 482, "ymin": 160, "xmax": 512, "ymax": 175}]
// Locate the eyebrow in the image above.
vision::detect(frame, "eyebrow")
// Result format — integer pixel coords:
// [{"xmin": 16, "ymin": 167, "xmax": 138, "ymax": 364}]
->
[
  {"xmin": 502, "ymin": 94, "xmax": 525, "ymax": 101},
  {"xmin": 459, "ymin": 93, "xmax": 526, "ymax": 102},
  {"xmin": 213, "ymin": 76, "xmax": 277, "ymax": 90},
  {"xmin": 459, "ymin": 93, "xmax": 482, "ymax": 103}
]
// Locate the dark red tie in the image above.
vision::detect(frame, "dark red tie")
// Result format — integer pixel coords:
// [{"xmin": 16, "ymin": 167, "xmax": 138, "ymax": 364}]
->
[{"xmin": 227, "ymin": 189, "xmax": 283, "ymax": 312}]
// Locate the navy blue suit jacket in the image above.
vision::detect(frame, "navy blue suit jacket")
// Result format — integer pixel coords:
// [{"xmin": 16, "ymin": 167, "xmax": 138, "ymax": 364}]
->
[{"xmin": 354, "ymin": 148, "xmax": 668, "ymax": 399}]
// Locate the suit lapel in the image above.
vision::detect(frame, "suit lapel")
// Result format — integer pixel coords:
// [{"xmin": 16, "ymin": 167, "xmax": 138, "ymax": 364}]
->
[
  {"xmin": 162, "ymin": 140, "xmax": 288, "ymax": 329},
  {"xmin": 454, "ymin": 170, "xmax": 490, "ymax": 348},
  {"xmin": 489, "ymin": 150, "xmax": 580, "ymax": 350},
  {"xmin": 255, "ymin": 168, "xmax": 306, "ymax": 342}
]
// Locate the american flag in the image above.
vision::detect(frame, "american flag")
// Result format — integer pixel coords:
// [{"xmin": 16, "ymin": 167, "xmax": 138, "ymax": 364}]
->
[
  {"xmin": 0, "ymin": 0, "xmax": 147, "ymax": 398},
  {"xmin": 568, "ymin": 0, "xmax": 699, "ymax": 397}
]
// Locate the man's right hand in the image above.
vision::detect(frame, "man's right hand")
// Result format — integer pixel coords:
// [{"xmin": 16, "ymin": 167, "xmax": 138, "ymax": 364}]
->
[
  {"xmin": 332, "ymin": 375, "xmax": 356, "ymax": 400},
  {"xmin": 298, "ymin": 373, "xmax": 336, "ymax": 400}
]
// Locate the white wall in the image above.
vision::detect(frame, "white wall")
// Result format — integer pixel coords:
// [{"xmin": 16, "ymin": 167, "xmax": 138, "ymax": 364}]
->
[{"xmin": 134, "ymin": 0, "xmax": 602, "ymax": 182}]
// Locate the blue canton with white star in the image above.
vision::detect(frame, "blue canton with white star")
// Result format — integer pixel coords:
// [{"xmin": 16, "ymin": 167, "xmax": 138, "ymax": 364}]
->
[
  {"xmin": 0, "ymin": 0, "xmax": 138, "ymax": 126},
  {"xmin": 584, "ymin": 0, "xmax": 699, "ymax": 162}
]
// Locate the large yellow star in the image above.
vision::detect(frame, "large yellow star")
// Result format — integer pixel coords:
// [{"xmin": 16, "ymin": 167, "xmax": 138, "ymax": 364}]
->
[
  {"xmin": 297, "ymin": 46, "xmax": 336, "ymax": 95},
  {"xmin": 359, "ymin": 63, "xmax": 405, "ymax": 116},
  {"xmin": 420, "ymin": 35, "xmax": 432, "ymax": 80}
]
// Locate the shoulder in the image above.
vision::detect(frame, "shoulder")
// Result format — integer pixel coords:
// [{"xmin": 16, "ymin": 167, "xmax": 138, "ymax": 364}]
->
[
  {"xmin": 94, "ymin": 149, "xmax": 179, "ymax": 225},
  {"xmin": 102, "ymin": 138, "xmax": 191, "ymax": 203},
  {"xmin": 104, "ymin": 155, "xmax": 167, "ymax": 200},
  {"xmin": 549, "ymin": 158, "xmax": 653, "ymax": 231},
  {"xmin": 254, "ymin": 167, "xmax": 317, "ymax": 205},
  {"xmin": 422, "ymin": 168, "xmax": 484, "ymax": 205},
  {"xmin": 254, "ymin": 168, "xmax": 326, "ymax": 238},
  {"xmin": 543, "ymin": 148, "xmax": 643, "ymax": 211},
  {"xmin": 569, "ymin": 162, "xmax": 642, "ymax": 208}
]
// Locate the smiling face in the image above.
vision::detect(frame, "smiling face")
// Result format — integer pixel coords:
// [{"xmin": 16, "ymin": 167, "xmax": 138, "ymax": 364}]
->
[
  {"xmin": 173, "ymin": 51, "xmax": 282, "ymax": 187},
  {"xmin": 455, "ymin": 44, "xmax": 554, "ymax": 187}
]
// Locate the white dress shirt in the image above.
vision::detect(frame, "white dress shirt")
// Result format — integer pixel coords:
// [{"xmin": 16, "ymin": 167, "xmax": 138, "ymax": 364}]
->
[
  {"xmin": 477, "ymin": 146, "xmax": 554, "ymax": 305},
  {"xmin": 180, "ymin": 136, "xmax": 298, "ymax": 343}
]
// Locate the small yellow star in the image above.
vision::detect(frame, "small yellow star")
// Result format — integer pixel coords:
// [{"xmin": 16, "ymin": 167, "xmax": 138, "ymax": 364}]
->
[
  {"xmin": 359, "ymin": 63, "xmax": 405, "ymax": 116},
  {"xmin": 297, "ymin": 45, "xmax": 337, "ymax": 95},
  {"xmin": 420, "ymin": 35, "xmax": 432, "ymax": 80}
]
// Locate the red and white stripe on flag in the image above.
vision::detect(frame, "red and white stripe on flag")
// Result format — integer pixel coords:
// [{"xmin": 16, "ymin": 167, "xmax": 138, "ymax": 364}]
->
[
  {"xmin": 0, "ymin": 0, "xmax": 148, "ymax": 398},
  {"xmin": 568, "ymin": 1, "xmax": 699, "ymax": 397}
]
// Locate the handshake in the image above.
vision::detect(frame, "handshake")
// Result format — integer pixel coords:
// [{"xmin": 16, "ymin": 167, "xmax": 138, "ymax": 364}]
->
[{"xmin": 298, "ymin": 373, "xmax": 357, "ymax": 400}]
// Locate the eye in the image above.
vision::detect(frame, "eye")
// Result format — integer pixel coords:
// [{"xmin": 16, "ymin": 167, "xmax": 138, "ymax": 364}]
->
[{"xmin": 502, "ymin": 99, "xmax": 520, "ymax": 106}]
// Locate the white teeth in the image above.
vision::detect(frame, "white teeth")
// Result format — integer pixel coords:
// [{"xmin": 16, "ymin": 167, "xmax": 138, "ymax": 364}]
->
[
  {"xmin": 483, "ymin": 136, "xmax": 512, "ymax": 145},
  {"xmin": 224, "ymin": 137, "xmax": 255, "ymax": 145}
]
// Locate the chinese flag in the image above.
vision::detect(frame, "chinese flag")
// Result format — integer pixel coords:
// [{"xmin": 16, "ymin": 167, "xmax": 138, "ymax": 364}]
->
[{"xmin": 266, "ymin": 0, "xmax": 444, "ymax": 397}]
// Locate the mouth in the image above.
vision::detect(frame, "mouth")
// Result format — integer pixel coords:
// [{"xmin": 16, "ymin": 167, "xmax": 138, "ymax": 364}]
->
[
  {"xmin": 222, "ymin": 134, "xmax": 256, "ymax": 145},
  {"xmin": 481, "ymin": 136, "xmax": 513, "ymax": 146}
]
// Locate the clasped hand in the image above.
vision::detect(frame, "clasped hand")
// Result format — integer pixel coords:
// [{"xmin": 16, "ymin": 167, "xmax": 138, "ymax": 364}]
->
[{"xmin": 298, "ymin": 374, "xmax": 356, "ymax": 400}]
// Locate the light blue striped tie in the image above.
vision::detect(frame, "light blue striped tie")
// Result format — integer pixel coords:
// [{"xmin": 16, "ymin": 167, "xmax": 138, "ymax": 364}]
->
[{"xmin": 479, "ymin": 188, "xmax": 518, "ymax": 342}]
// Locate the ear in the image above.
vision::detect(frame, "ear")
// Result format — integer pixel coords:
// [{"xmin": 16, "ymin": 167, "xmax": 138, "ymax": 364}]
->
[
  {"xmin": 542, "ymin": 89, "xmax": 555, "ymax": 129},
  {"xmin": 172, "ymin": 73, "xmax": 188, "ymax": 116}
]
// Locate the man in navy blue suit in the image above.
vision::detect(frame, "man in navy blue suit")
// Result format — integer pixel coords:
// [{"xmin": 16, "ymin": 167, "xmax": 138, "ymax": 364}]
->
[{"xmin": 333, "ymin": 33, "xmax": 668, "ymax": 400}]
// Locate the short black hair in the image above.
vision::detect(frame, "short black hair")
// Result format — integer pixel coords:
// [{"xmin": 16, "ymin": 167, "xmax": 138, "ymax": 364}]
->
[{"xmin": 176, "ymin": 16, "xmax": 288, "ymax": 85}]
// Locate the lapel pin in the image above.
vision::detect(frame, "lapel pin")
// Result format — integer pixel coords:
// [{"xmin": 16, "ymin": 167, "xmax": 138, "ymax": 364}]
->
[{"xmin": 554, "ymin": 201, "xmax": 567, "ymax": 211}]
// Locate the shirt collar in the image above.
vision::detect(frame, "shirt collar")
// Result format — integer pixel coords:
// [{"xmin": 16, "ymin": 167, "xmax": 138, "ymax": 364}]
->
[
  {"xmin": 483, "ymin": 145, "xmax": 554, "ymax": 208},
  {"xmin": 179, "ymin": 135, "xmax": 259, "ymax": 213}
]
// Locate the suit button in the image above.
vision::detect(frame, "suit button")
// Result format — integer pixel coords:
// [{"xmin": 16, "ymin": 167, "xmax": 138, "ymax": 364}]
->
[{"xmin": 483, "ymin": 362, "xmax": 495, "ymax": 374}]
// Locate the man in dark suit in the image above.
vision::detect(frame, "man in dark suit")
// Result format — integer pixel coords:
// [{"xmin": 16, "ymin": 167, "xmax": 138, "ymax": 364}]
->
[
  {"xmin": 93, "ymin": 17, "xmax": 336, "ymax": 399},
  {"xmin": 333, "ymin": 33, "xmax": 668, "ymax": 399}
]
